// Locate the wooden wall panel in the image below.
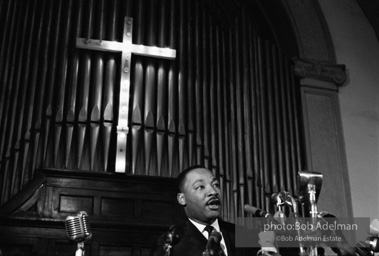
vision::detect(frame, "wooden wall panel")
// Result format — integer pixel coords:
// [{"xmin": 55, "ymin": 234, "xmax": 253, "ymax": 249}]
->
[{"xmin": 0, "ymin": 169, "xmax": 184, "ymax": 256}]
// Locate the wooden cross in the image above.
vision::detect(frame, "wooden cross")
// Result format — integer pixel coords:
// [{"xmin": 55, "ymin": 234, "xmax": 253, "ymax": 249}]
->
[{"xmin": 76, "ymin": 17, "xmax": 176, "ymax": 173}]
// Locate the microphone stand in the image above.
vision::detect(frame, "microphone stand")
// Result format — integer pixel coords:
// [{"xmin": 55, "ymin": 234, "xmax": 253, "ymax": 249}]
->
[
  {"xmin": 163, "ymin": 225, "xmax": 183, "ymax": 256},
  {"xmin": 75, "ymin": 242, "xmax": 85, "ymax": 256},
  {"xmin": 164, "ymin": 232, "xmax": 174, "ymax": 256}
]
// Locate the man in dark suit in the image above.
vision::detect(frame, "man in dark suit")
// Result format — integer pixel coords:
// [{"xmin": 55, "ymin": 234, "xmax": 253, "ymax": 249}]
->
[{"xmin": 150, "ymin": 165, "xmax": 278, "ymax": 256}]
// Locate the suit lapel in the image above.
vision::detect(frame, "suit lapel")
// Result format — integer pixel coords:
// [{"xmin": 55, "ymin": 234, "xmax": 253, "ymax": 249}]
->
[
  {"xmin": 185, "ymin": 220, "xmax": 208, "ymax": 254},
  {"xmin": 219, "ymin": 220, "xmax": 234, "ymax": 256}
]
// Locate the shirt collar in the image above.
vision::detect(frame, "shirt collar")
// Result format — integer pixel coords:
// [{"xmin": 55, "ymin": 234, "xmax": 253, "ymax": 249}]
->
[{"xmin": 188, "ymin": 218, "xmax": 220, "ymax": 233}]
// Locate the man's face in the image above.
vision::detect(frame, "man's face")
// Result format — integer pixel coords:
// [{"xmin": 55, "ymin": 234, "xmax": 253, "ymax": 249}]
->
[{"xmin": 177, "ymin": 168, "xmax": 222, "ymax": 225}]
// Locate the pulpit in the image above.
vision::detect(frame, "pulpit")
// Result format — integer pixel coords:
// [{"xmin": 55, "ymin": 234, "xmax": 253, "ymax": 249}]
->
[{"xmin": 0, "ymin": 169, "xmax": 186, "ymax": 256}]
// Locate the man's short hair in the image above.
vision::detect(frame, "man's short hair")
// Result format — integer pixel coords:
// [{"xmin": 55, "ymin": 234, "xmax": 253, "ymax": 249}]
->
[{"xmin": 176, "ymin": 165, "xmax": 206, "ymax": 192}]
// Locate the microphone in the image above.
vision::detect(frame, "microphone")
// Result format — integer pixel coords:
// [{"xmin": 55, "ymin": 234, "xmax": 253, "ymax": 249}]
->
[
  {"xmin": 317, "ymin": 211, "xmax": 357, "ymax": 256},
  {"xmin": 244, "ymin": 204, "xmax": 271, "ymax": 218},
  {"xmin": 369, "ymin": 218, "xmax": 379, "ymax": 237},
  {"xmin": 368, "ymin": 219, "xmax": 379, "ymax": 252},
  {"xmin": 163, "ymin": 225, "xmax": 184, "ymax": 256},
  {"xmin": 244, "ymin": 205, "xmax": 279, "ymax": 256},
  {"xmin": 204, "ymin": 231, "xmax": 222, "ymax": 256},
  {"xmin": 65, "ymin": 211, "xmax": 92, "ymax": 256}
]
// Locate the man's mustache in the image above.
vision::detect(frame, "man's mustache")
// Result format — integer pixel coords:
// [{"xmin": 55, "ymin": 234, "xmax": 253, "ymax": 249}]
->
[{"xmin": 206, "ymin": 196, "xmax": 221, "ymax": 205}]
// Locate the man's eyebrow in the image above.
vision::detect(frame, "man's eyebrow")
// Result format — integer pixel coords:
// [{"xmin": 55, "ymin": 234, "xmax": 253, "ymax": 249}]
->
[{"xmin": 191, "ymin": 179, "xmax": 204, "ymax": 185}]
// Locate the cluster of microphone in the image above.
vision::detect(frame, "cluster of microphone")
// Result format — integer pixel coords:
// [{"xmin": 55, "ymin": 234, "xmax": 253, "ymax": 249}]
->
[
  {"xmin": 163, "ymin": 225, "xmax": 184, "ymax": 256},
  {"xmin": 64, "ymin": 209, "xmax": 379, "ymax": 256},
  {"xmin": 244, "ymin": 204, "xmax": 379, "ymax": 256},
  {"xmin": 356, "ymin": 219, "xmax": 379, "ymax": 256},
  {"xmin": 161, "ymin": 224, "xmax": 224, "ymax": 256},
  {"xmin": 63, "ymin": 207, "xmax": 273, "ymax": 256}
]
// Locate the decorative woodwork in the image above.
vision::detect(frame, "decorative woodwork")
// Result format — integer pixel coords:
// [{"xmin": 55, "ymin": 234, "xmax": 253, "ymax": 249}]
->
[{"xmin": 0, "ymin": 169, "xmax": 186, "ymax": 256}]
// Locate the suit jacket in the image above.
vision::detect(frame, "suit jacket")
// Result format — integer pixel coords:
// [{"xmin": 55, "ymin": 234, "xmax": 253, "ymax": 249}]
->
[{"xmin": 150, "ymin": 219, "xmax": 259, "ymax": 256}]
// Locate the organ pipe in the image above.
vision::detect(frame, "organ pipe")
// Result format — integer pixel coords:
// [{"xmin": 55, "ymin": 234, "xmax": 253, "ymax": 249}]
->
[{"xmin": 0, "ymin": 0, "xmax": 305, "ymax": 224}]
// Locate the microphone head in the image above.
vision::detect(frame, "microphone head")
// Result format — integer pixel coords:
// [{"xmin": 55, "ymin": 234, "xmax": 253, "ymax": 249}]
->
[
  {"xmin": 244, "ymin": 204, "xmax": 270, "ymax": 218},
  {"xmin": 65, "ymin": 211, "xmax": 92, "ymax": 243},
  {"xmin": 244, "ymin": 204, "xmax": 259, "ymax": 214},
  {"xmin": 271, "ymin": 192, "xmax": 286, "ymax": 206},
  {"xmin": 369, "ymin": 219, "xmax": 379, "ymax": 237},
  {"xmin": 206, "ymin": 231, "xmax": 222, "ymax": 256},
  {"xmin": 209, "ymin": 231, "xmax": 222, "ymax": 243},
  {"xmin": 167, "ymin": 225, "xmax": 184, "ymax": 246}
]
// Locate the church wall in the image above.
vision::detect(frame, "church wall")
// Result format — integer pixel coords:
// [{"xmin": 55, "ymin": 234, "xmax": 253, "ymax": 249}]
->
[{"xmin": 318, "ymin": 0, "xmax": 379, "ymax": 220}]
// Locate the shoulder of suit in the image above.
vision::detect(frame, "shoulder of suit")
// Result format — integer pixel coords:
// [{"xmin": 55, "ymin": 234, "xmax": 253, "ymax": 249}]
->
[{"xmin": 218, "ymin": 219, "xmax": 236, "ymax": 230}]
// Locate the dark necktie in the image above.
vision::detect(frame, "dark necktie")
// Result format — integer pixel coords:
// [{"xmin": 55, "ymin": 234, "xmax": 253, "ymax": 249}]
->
[{"xmin": 204, "ymin": 225, "xmax": 214, "ymax": 238}]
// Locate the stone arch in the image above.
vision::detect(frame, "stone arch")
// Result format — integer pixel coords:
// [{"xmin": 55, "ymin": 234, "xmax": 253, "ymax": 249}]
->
[
  {"xmin": 254, "ymin": 0, "xmax": 336, "ymax": 62},
  {"xmin": 257, "ymin": 0, "xmax": 354, "ymax": 226}
]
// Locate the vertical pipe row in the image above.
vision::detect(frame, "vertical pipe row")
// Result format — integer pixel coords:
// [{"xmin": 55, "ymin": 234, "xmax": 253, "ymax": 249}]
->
[
  {"xmin": 278, "ymin": 53, "xmax": 292, "ymax": 193},
  {"xmin": 201, "ymin": 8, "xmax": 210, "ymax": 169},
  {"xmin": 209, "ymin": 16, "xmax": 217, "ymax": 176},
  {"xmin": 283, "ymin": 58, "xmax": 296, "ymax": 193},
  {"xmin": 220, "ymin": 31, "xmax": 232, "ymax": 221},
  {"xmin": 0, "ymin": 0, "xmax": 13, "ymax": 123},
  {"xmin": 256, "ymin": 37, "xmax": 268, "ymax": 211},
  {"xmin": 52, "ymin": 0, "xmax": 73, "ymax": 168},
  {"xmin": 9, "ymin": 0, "xmax": 38, "ymax": 198},
  {"xmin": 131, "ymin": 0, "xmax": 145, "ymax": 175},
  {"xmin": 167, "ymin": 0, "xmax": 178, "ymax": 177},
  {"xmin": 215, "ymin": 27, "xmax": 226, "ymax": 219},
  {"xmin": 0, "ymin": 0, "xmax": 307, "ymax": 210},
  {"xmin": 0, "ymin": 0, "xmax": 25, "ymax": 204},
  {"xmin": 177, "ymin": 0, "xmax": 187, "ymax": 174},
  {"xmin": 185, "ymin": 0, "xmax": 195, "ymax": 168},
  {"xmin": 290, "ymin": 61, "xmax": 302, "ymax": 173},
  {"xmin": 156, "ymin": 0, "xmax": 168, "ymax": 177},
  {"xmin": 194, "ymin": 1, "xmax": 203, "ymax": 165},
  {"xmin": 233, "ymin": 17, "xmax": 246, "ymax": 221},
  {"xmin": 88, "ymin": 0, "xmax": 105, "ymax": 171},
  {"xmin": 31, "ymin": 0, "xmax": 54, "ymax": 174},
  {"xmin": 250, "ymin": 30, "xmax": 263, "ymax": 210},
  {"xmin": 102, "ymin": 0, "xmax": 117, "ymax": 173},
  {"xmin": 272, "ymin": 45, "xmax": 286, "ymax": 193},
  {"xmin": 227, "ymin": 28, "xmax": 238, "ymax": 221},
  {"xmin": 0, "ymin": 0, "xmax": 20, "ymax": 161},
  {"xmin": 41, "ymin": 0, "xmax": 63, "ymax": 167},
  {"xmin": 64, "ymin": 0, "xmax": 82, "ymax": 170},
  {"xmin": 241, "ymin": 13, "xmax": 254, "ymax": 211},
  {"xmin": 19, "ymin": 0, "xmax": 47, "ymax": 188},
  {"xmin": 265, "ymin": 41, "xmax": 278, "ymax": 199},
  {"xmin": 289, "ymin": 58, "xmax": 301, "ymax": 192},
  {"xmin": 76, "ymin": 0, "xmax": 93, "ymax": 170},
  {"xmin": 143, "ymin": 0, "xmax": 157, "ymax": 176}
]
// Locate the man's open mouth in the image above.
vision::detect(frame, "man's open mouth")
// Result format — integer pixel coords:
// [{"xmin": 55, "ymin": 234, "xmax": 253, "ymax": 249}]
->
[{"xmin": 207, "ymin": 198, "xmax": 221, "ymax": 209}]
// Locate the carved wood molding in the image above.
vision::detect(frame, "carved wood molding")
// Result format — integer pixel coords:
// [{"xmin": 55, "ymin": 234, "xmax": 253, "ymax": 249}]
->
[
  {"xmin": 293, "ymin": 57, "xmax": 347, "ymax": 86},
  {"xmin": 0, "ymin": 169, "xmax": 185, "ymax": 227},
  {"xmin": 0, "ymin": 169, "xmax": 185, "ymax": 256},
  {"xmin": 0, "ymin": 172, "xmax": 46, "ymax": 217}
]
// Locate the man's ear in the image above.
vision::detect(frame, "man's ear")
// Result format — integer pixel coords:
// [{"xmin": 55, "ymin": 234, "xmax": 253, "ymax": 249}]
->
[{"xmin": 177, "ymin": 192, "xmax": 186, "ymax": 206}]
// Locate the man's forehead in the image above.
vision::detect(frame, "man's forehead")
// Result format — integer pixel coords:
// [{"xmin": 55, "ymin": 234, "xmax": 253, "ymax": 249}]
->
[{"xmin": 185, "ymin": 168, "xmax": 215, "ymax": 182}]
